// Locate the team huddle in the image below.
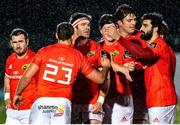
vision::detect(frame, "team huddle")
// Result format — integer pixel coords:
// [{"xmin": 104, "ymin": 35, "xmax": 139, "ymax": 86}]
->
[{"xmin": 4, "ymin": 4, "xmax": 177, "ymax": 124}]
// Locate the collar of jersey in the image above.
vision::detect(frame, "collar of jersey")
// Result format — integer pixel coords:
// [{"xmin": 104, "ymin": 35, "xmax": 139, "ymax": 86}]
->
[{"xmin": 56, "ymin": 43, "xmax": 72, "ymax": 48}]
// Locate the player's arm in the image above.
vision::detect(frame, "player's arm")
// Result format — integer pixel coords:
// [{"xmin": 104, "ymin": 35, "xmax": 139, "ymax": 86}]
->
[
  {"xmin": 4, "ymin": 74, "xmax": 11, "ymax": 108},
  {"xmin": 107, "ymin": 25, "xmax": 157, "ymax": 60},
  {"xmin": 118, "ymin": 37, "xmax": 157, "ymax": 59},
  {"xmin": 90, "ymin": 90, "xmax": 106, "ymax": 114},
  {"xmin": 13, "ymin": 63, "xmax": 39, "ymax": 109},
  {"xmin": 90, "ymin": 70, "xmax": 110, "ymax": 113},
  {"xmin": 86, "ymin": 57, "xmax": 110, "ymax": 84}
]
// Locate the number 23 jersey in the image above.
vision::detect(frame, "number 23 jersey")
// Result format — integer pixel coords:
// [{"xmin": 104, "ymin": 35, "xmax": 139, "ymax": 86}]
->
[{"xmin": 32, "ymin": 43, "xmax": 94, "ymax": 100}]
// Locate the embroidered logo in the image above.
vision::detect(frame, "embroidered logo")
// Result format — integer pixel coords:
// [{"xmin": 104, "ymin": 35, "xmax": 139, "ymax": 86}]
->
[
  {"xmin": 87, "ymin": 51, "xmax": 95, "ymax": 57},
  {"xmin": 111, "ymin": 51, "xmax": 119, "ymax": 57},
  {"xmin": 22, "ymin": 64, "xmax": 30, "ymax": 70}
]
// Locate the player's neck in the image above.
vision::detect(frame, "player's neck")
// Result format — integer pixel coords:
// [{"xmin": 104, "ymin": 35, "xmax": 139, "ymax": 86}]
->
[
  {"xmin": 104, "ymin": 39, "xmax": 116, "ymax": 45},
  {"xmin": 17, "ymin": 50, "xmax": 28, "ymax": 59},
  {"xmin": 119, "ymin": 30, "xmax": 130, "ymax": 38},
  {"xmin": 76, "ymin": 38, "xmax": 88, "ymax": 46},
  {"xmin": 58, "ymin": 40, "xmax": 72, "ymax": 46},
  {"xmin": 148, "ymin": 32, "xmax": 159, "ymax": 44}
]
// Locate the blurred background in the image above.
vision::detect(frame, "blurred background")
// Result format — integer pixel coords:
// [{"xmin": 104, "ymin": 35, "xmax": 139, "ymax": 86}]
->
[{"xmin": 0, "ymin": 0, "xmax": 180, "ymax": 123}]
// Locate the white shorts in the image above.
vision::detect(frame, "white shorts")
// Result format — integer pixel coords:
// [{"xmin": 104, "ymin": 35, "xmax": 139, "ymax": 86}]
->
[
  {"xmin": 71, "ymin": 104, "xmax": 104, "ymax": 124},
  {"xmin": 5, "ymin": 108, "xmax": 31, "ymax": 124},
  {"xmin": 148, "ymin": 105, "xmax": 176, "ymax": 124},
  {"xmin": 103, "ymin": 95, "xmax": 134, "ymax": 124},
  {"xmin": 29, "ymin": 97, "xmax": 71, "ymax": 124}
]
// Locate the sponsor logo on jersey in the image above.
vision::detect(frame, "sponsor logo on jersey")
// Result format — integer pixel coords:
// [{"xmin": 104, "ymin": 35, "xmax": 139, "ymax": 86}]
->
[{"xmin": 13, "ymin": 70, "xmax": 19, "ymax": 75}]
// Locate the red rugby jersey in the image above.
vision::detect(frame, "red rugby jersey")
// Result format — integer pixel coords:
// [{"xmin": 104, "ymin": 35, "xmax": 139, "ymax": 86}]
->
[
  {"xmin": 72, "ymin": 39, "xmax": 102, "ymax": 104},
  {"xmin": 5, "ymin": 49, "xmax": 37, "ymax": 110},
  {"xmin": 99, "ymin": 40, "xmax": 131, "ymax": 97},
  {"xmin": 32, "ymin": 43, "xmax": 94, "ymax": 100},
  {"xmin": 118, "ymin": 37, "xmax": 177, "ymax": 107}
]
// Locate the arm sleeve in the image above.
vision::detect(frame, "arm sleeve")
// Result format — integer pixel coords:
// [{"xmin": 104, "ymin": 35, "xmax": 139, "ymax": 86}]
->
[{"xmin": 118, "ymin": 37, "xmax": 157, "ymax": 60}]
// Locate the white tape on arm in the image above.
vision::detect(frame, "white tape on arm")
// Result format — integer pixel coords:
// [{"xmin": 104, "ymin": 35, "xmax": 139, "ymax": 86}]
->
[
  {"xmin": 4, "ymin": 92, "xmax": 10, "ymax": 100},
  {"xmin": 97, "ymin": 96, "xmax": 105, "ymax": 104}
]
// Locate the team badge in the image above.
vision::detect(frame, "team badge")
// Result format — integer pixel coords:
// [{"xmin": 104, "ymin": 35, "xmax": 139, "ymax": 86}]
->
[
  {"xmin": 111, "ymin": 51, "xmax": 119, "ymax": 57},
  {"xmin": 22, "ymin": 64, "xmax": 30, "ymax": 70},
  {"xmin": 87, "ymin": 51, "xmax": 95, "ymax": 57}
]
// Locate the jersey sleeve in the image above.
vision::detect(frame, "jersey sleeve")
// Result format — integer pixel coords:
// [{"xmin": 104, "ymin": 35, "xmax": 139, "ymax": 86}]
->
[
  {"xmin": 118, "ymin": 37, "xmax": 157, "ymax": 60},
  {"xmin": 5, "ymin": 58, "xmax": 11, "ymax": 77}
]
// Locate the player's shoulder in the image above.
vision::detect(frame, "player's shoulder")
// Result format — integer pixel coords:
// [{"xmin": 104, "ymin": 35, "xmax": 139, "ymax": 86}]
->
[
  {"xmin": 155, "ymin": 37, "xmax": 170, "ymax": 48},
  {"xmin": 6, "ymin": 52, "xmax": 16, "ymax": 62},
  {"xmin": 89, "ymin": 39, "xmax": 102, "ymax": 50},
  {"xmin": 132, "ymin": 29, "xmax": 141, "ymax": 36},
  {"xmin": 37, "ymin": 44, "xmax": 56, "ymax": 53},
  {"xmin": 27, "ymin": 49, "xmax": 36, "ymax": 56},
  {"xmin": 88, "ymin": 39, "xmax": 97, "ymax": 44}
]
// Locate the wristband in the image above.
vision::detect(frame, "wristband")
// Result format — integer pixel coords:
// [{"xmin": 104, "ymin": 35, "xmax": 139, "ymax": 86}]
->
[
  {"xmin": 97, "ymin": 96, "xmax": 105, "ymax": 104},
  {"xmin": 4, "ymin": 92, "xmax": 10, "ymax": 100}
]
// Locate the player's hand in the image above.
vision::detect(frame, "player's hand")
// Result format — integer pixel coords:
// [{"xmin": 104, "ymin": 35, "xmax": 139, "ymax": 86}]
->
[
  {"xmin": 5, "ymin": 98, "xmax": 11, "ymax": 109},
  {"xmin": 106, "ymin": 25, "xmax": 121, "ymax": 40},
  {"xmin": 101, "ymin": 57, "xmax": 111, "ymax": 68},
  {"xmin": 90, "ymin": 102, "xmax": 103, "ymax": 114},
  {"xmin": 110, "ymin": 54, "xmax": 133, "ymax": 81},
  {"xmin": 13, "ymin": 94, "xmax": 22, "ymax": 110},
  {"xmin": 124, "ymin": 62, "xmax": 136, "ymax": 71}
]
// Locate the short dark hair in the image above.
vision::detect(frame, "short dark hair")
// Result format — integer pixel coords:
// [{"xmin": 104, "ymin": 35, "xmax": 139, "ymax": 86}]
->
[
  {"xmin": 56, "ymin": 22, "xmax": 74, "ymax": 41},
  {"xmin": 114, "ymin": 4, "xmax": 136, "ymax": 21},
  {"xmin": 69, "ymin": 12, "xmax": 92, "ymax": 24},
  {"xmin": 160, "ymin": 21, "xmax": 168, "ymax": 36},
  {"xmin": 10, "ymin": 28, "xmax": 28, "ymax": 40},
  {"xmin": 141, "ymin": 12, "xmax": 163, "ymax": 34},
  {"xmin": 99, "ymin": 14, "xmax": 117, "ymax": 29}
]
